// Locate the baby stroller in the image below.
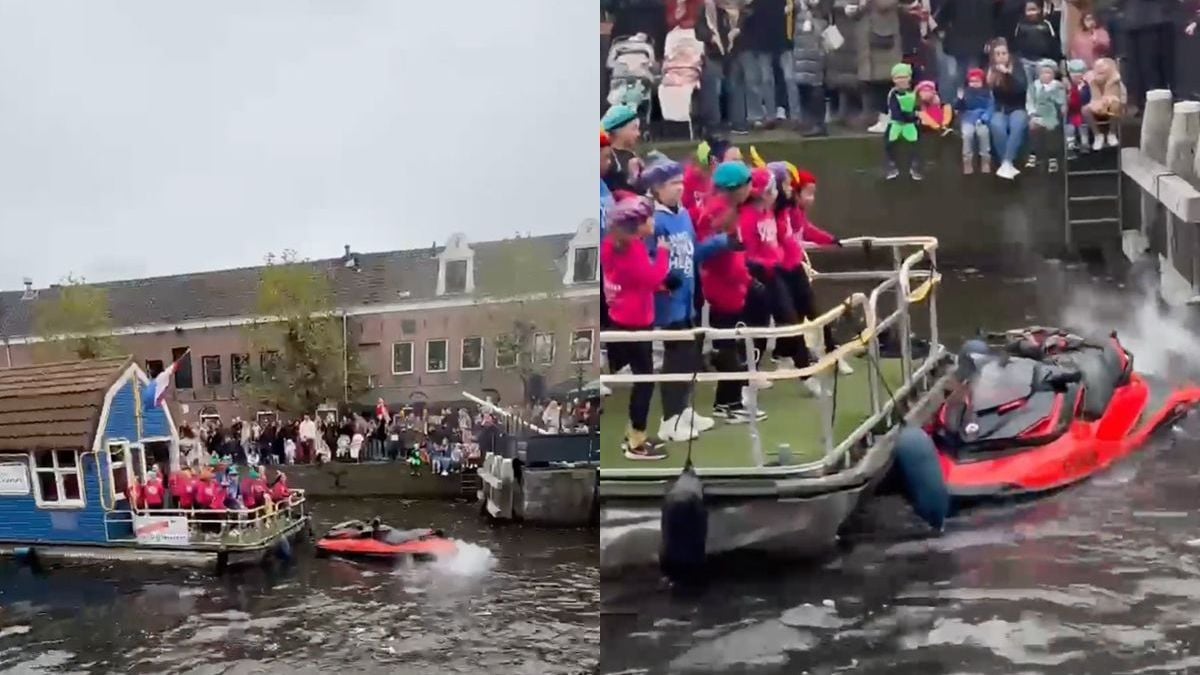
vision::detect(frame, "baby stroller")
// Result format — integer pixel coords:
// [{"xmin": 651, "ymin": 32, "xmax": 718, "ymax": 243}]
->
[
  {"xmin": 658, "ymin": 27, "xmax": 703, "ymax": 140},
  {"xmin": 607, "ymin": 33, "xmax": 658, "ymax": 139}
]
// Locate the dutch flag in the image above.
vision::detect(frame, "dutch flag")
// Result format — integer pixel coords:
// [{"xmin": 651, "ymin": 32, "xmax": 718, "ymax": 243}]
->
[{"xmin": 142, "ymin": 351, "xmax": 189, "ymax": 411}]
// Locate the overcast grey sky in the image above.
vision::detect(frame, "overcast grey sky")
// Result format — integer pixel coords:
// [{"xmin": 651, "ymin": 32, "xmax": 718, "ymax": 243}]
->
[{"xmin": 0, "ymin": 1, "xmax": 597, "ymax": 290}]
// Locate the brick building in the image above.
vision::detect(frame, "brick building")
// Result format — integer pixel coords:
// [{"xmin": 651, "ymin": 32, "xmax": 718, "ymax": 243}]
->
[{"xmin": 0, "ymin": 222, "xmax": 601, "ymax": 423}]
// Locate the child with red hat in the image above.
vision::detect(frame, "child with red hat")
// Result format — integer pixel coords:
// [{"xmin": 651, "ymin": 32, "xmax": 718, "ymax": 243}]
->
[{"xmin": 955, "ymin": 68, "xmax": 995, "ymax": 174}]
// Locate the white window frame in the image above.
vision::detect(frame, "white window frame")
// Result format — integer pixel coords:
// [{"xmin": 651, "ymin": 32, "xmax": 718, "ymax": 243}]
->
[
  {"xmin": 201, "ymin": 355, "xmax": 222, "ymax": 387},
  {"xmin": 572, "ymin": 246, "xmax": 599, "ymax": 283},
  {"xmin": 425, "ymin": 339, "xmax": 449, "ymax": 374},
  {"xmin": 495, "ymin": 336, "xmax": 517, "ymax": 369},
  {"xmin": 29, "ymin": 448, "xmax": 86, "ymax": 509},
  {"xmin": 392, "ymin": 341, "xmax": 414, "ymax": 375},
  {"xmin": 460, "ymin": 336, "xmax": 484, "ymax": 371},
  {"xmin": 570, "ymin": 328, "xmax": 596, "ymax": 363},
  {"xmin": 106, "ymin": 440, "xmax": 130, "ymax": 504},
  {"xmin": 534, "ymin": 332, "xmax": 556, "ymax": 366}
]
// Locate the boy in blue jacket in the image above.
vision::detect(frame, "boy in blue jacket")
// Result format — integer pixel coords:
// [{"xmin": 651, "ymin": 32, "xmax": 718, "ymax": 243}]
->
[
  {"xmin": 956, "ymin": 68, "xmax": 995, "ymax": 174},
  {"xmin": 641, "ymin": 154, "xmax": 730, "ymax": 443}
]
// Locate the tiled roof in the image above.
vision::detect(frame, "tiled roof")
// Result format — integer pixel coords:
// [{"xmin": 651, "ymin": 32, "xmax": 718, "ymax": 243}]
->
[
  {"xmin": 0, "ymin": 356, "xmax": 131, "ymax": 451},
  {"xmin": 0, "ymin": 234, "xmax": 585, "ymax": 339}
]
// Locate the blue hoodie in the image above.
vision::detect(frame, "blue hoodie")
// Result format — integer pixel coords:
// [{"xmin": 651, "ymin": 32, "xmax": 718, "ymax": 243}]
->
[
  {"xmin": 649, "ymin": 201, "xmax": 728, "ymax": 327},
  {"xmin": 599, "ymin": 178, "xmax": 614, "ymax": 234},
  {"xmin": 956, "ymin": 86, "xmax": 994, "ymax": 126}
]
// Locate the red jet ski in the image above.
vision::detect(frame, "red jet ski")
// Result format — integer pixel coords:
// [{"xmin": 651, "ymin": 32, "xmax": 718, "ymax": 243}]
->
[
  {"xmin": 316, "ymin": 518, "xmax": 457, "ymax": 560},
  {"xmin": 930, "ymin": 327, "xmax": 1200, "ymax": 500}
]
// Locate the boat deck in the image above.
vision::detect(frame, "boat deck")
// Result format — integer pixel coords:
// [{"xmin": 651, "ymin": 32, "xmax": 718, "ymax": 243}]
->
[{"xmin": 600, "ymin": 356, "xmax": 906, "ymax": 470}]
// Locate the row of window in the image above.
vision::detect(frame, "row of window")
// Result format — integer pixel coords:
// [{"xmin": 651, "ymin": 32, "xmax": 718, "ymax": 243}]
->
[
  {"xmin": 22, "ymin": 444, "xmax": 138, "ymax": 508},
  {"xmin": 392, "ymin": 329, "xmax": 595, "ymax": 375},
  {"xmin": 440, "ymin": 247, "xmax": 598, "ymax": 294},
  {"xmin": 146, "ymin": 328, "xmax": 595, "ymax": 390}
]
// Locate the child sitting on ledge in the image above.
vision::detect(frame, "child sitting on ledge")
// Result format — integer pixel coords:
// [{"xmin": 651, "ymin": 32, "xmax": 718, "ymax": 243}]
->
[{"xmin": 916, "ymin": 81, "xmax": 954, "ymax": 136}]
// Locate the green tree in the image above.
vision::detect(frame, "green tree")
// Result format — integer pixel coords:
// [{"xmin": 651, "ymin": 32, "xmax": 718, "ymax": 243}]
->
[
  {"xmin": 242, "ymin": 250, "xmax": 368, "ymax": 415},
  {"xmin": 33, "ymin": 275, "xmax": 123, "ymax": 361},
  {"xmin": 494, "ymin": 294, "xmax": 567, "ymax": 403}
]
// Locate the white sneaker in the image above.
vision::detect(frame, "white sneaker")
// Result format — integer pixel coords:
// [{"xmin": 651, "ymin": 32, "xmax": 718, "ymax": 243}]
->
[
  {"xmin": 837, "ymin": 358, "xmax": 855, "ymax": 375},
  {"xmin": 680, "ymin": 407, "xmax": 715, "ymax": 433},
  {"xmin": 1092, "ymin": 135, "xmax": 1104, "ymax": 151},
  {"xmin": 1106, "ymin": 132, "xmax": 1119, "ymax": 148},
  {"xmin": 804, "ymin": 378, "xmax": 824, "ymax": 396},
  {"xmin": 867, "ymin": 114, "xmax": 889, "ymax": 134},
  {"xmin": 658, "ymin": 415, "xmax": 699, "ymax": 442},
  {"xmin": 775, "ymin": 106, "xmax": 787, "ymax": 121},
  {"xmin": 997, "ymin": 162, "xmax": 1016, "ymax": 180}
]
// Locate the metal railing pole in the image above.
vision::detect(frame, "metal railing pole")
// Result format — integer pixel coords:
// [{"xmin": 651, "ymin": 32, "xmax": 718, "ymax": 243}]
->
[
  {"xmin": 741, "ymin": 331, "xmax": 764, "ymax": 468},
  {"xmin": 927, "ymin": 249, "xmax": 940, "ymax": 364},
  {"xmin": 894, "ymin": 246, "xmax": 913, "ymax": 379}
]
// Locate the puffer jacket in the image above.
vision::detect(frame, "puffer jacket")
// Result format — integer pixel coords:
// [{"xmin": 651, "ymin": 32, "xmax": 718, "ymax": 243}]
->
[
  {"xmin": 792, "ymin": 0, "xmax": 831, "ymax": 86},
  {"xmin": 827, "ymin": 0, "xmax": 862, "ymax": 88},
  {"xmin": 854, "ymin": 0, "xmax": 903, "ymax": 83}
]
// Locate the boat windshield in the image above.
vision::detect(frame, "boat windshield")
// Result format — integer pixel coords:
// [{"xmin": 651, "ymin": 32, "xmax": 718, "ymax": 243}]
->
[{"xmin": 970, "ymin": 359, "xmax": 1035, "ymax": 412}]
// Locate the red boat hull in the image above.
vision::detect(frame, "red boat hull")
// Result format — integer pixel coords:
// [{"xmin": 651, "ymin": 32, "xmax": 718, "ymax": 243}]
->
[
  {"xmin": 316, "ymin": 536, "xmax": 458, "ymax": 559},
  {"xmin": 939, "ymin": 373, "xmax": 1200, "ymax": 498}
]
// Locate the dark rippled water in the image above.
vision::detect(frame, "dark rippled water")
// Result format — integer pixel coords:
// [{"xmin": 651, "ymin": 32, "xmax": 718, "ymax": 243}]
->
[
  {"xmin": 602, "ymin": 262, "xmax": 1200, "ymax": 674},
  {"xmin": 0, "ymin": 499, "xmax": 598, "ymax": 674}
]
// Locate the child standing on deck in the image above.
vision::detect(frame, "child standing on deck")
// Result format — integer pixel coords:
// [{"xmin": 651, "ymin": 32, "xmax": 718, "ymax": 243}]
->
[
  {"xmin": 1025, "ymin": 59, "xmax": 1066, "ymax": 173},
  {"xmin": 739, "ymin": 167, "xmax": 804, "ymax": 380},
  {"xmin": 884, "ymin": 63, "xmax": 922, "ymax": 181},
  {"xmin": 1064, "ymin": 60, "xmax": 1091, "ymax": 155},
  {"xmin": 957, "ymin": 68, "xmax": 995, "ymax": 174},
  {"xmin": 603, "ymin": 197, "xmax": 671, "ymax": 460},
  {"xmin": 697, "ymin": 161, "xmax": 767, "ymax": 424},
  {"xmin": 642, "ymin": 156, "xmax": 729, "ymax": 443}
]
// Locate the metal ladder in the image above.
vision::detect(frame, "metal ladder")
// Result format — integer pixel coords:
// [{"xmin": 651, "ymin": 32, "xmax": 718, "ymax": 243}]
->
[{"xmin": 1063, "ymin": 122, "xmax": 1124, "ymax": 249}]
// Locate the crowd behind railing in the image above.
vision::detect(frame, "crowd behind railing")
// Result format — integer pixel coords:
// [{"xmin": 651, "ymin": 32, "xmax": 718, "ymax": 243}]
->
[
  {"xmin": 602, "ymin": 0, "xmax": 1200, "ymax": 178},
  {"xmin": 176, "ymin": 398, "xmax": 600, "ymax": 477}
]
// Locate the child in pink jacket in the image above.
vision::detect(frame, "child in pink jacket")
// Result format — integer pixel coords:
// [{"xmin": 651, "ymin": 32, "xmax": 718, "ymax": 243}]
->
[{"xmin": 602, "ymin": 196, "xmax": 671, "ymax": 460}]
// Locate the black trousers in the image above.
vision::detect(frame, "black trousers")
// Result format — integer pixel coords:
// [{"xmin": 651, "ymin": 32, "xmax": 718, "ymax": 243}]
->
[
  {"xmin": 1127, "ymin": 24, "xmax": 1175, "ymax": 108},
  {"xmin": 747, "ymin": 265, "xmax": 801, "ymax": 366},
  {"xmin": 884, "ymin": 134, "xmax": 920, "ymax": 170},
  {"xmin": 775, "ymin": 266, "xmax": 834, "ymax": 367},
  {"xmin": 606, "ymin": 327, "xmax": 654, "ymax": 433},
  {"xmin": 659, "ymin": 320, "xmax": 699, "ymax": 420},
  {"xmin": 708, "ymin": 308, "xmax": 749, "ymax": 408}
]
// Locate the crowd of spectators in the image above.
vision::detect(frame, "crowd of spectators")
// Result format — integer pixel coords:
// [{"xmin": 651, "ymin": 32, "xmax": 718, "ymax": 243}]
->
[
  {"xmin": 601, "ymin": 0, "xmax": 1200, "ymax": 148},
  {"xmin": 175, "ymin": 397, "xmax": 599, "ymax": 478}
]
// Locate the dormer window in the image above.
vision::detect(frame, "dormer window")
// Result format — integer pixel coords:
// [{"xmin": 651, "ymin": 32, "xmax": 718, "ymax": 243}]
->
[
  {"xmin": 437, "ymin": 233, "xmax": 475, "ymax": 296},
  {"xmin": 563, "ymin": 219, "xmax": 600, "ymax": 285}
]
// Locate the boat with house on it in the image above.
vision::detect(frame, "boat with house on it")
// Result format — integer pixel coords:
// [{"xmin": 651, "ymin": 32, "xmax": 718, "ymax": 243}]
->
[
  {"xmin": 599, "ymin": 237, "xmax": 953, "ymax": 576},
  {"xmin": 0, "ymin": 356, "xmax": 309, "ymax": 571}
]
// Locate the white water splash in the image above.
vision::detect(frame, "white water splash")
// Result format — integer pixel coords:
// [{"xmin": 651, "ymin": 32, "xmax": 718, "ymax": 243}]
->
[
  {"xmin": 1059, "ymin": 286, "xmax": 1200, "ymax": 381},
  {"xmin": 430, "ymin": 540, "xmax": 497, "ymax": 578}
]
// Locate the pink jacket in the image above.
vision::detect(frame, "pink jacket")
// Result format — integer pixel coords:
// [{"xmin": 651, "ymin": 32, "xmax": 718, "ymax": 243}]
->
[
  {"xmin": 601, "ymin": 236, "xmax": 670, "ymax": 329},
  {"xmin": 738, "ymin": 204, "xmax": 783, "ymax": 271},
  {"xmin": 697, "ymin": 196, "xmax": 751, "ymax": 315},
  {"xmin": 782, "ymin": 206, "xmax": 836, "ymax": 269}
]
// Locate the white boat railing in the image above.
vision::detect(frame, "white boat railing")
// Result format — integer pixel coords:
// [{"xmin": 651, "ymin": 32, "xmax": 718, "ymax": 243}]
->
[
  {"xmin": 103, "ymin": 489, "xmax": 309, "ymax": 550},
  {"xmin": 599, "ymin": 236, "xmax": 945, "ymax": 480}
]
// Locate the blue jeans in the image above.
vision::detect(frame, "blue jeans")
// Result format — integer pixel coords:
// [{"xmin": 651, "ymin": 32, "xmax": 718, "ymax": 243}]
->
[
  {"xmin": 739, "ymin": 51, "xmax": 777, "ymax": 123},
  {"xmin": 701, "ymin": 56, "xmax": 747, "ymax": 130},
  {"xmin": 989, "ymin": 109, "xmax": 1029, "ymax": 164}
]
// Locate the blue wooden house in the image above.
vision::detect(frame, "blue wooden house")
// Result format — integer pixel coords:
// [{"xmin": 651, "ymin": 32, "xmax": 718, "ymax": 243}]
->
[{"xmin": 0, "ymin": 356, "xmax": 178, "ymax": 547}]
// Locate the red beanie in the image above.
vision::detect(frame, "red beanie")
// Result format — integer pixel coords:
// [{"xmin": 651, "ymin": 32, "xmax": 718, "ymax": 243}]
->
[
  {"xmin": 600, "ymin": 130, "xmax": 611, "ymax": 148},
  {"xmin": 794, "ymin": 169, "xmax": 817, "ymax": 190},
  {"xmin": 966, "ymin": 68, "xmax": 986, "ymax": 83}
]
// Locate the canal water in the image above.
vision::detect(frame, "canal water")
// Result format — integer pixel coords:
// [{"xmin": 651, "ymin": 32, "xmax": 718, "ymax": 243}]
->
[
  {"xmin": 0, "ymin": 499, "xmax": 598, "ymax": 674},
  {"xmin": 602, "ymin": 261, "xmax": 1200, "ymax": 674}
]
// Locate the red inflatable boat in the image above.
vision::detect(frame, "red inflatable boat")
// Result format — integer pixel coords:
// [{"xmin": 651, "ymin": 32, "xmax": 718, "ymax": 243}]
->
[
  {"xmin": 316, "ymin": 519, "xmax": 457, "ymax": 560},
  {"xmin": 931, "ymin": 327, "xmax": 1200, "ymax": 500}
]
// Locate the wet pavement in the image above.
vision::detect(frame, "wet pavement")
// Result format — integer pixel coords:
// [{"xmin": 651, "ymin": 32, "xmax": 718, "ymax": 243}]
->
[
  {"xmin": 601, "ymin": 262, "xmax": 1200, "ymax": 674},
  {"xmin": 0, "ymin": 499, "xmax": 598, "ymax": 674}
]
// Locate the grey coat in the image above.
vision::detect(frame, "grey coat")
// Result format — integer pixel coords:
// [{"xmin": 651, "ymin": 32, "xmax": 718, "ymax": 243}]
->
[
  {"xmin": 853, "ymin": 0, "xmax": 902, "ymax": 83},
  {"xmin": 826, "ymin": 0, "xmax": 861, "ymax": 89},
  {"xmin": 791, "ymin": 0, "xmax": 831, "ymax": 86}
]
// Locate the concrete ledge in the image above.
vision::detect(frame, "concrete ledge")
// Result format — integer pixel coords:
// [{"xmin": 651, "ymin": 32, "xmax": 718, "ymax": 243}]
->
[
  {"xmin": 286, "ymin": 462, "xmax": 466, "ymax": 499},
  {"xmin": 1122, "ymin": 148, "xmax": 1200, "ymax": 222}
]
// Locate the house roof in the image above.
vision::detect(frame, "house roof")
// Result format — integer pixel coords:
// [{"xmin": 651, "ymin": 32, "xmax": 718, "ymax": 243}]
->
[
  {"xmin": 0, "ymin": 233, "xmax": 588, "ymax": 339},
  {"xmin": 0, "ymin": 356, "xmax": 132, "ymax": 451}
]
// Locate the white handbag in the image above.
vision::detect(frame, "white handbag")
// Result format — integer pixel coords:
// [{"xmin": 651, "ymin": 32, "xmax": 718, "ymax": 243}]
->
[{"xmin": 821, "ymin": 24, "xmax": 845, "ymax": 51}]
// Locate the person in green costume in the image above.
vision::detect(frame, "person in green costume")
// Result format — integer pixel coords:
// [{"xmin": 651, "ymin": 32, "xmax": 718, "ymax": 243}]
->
[{"xmin": 883, "ymin": 63, "xmax": 922, "ymax": 181}]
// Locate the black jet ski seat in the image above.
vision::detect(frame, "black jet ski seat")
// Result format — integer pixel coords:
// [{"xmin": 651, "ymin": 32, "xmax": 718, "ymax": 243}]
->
[{"xmin": 1001, "ymin": 327, "xmax": 1133, "ymax": 421}]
